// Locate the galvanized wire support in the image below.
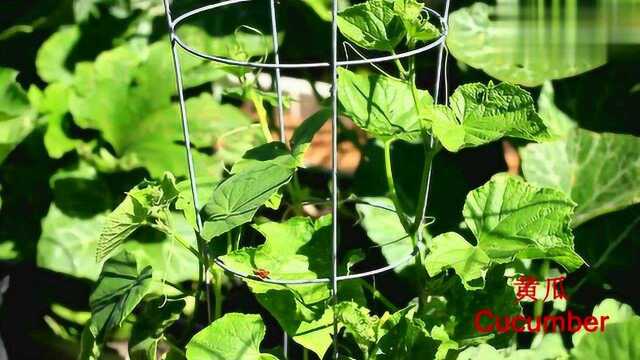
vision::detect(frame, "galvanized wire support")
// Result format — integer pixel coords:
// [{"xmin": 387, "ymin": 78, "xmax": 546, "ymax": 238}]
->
[{"xmin": 162, "ymin": 0, "xmax": 450, "ymax": 357}]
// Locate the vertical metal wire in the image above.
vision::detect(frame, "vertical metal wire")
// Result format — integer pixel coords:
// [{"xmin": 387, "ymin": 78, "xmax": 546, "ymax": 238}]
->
[
  {"xmin": 267, "ymin": 1, "xmax": 288, "ymax": 355},
  {"xmin": 417, "ymin": 0, "xmax": 451, "ymax": 235},
  {"xmin": 330, "ymin": 0, "xmax": 340, "ymax": 358},
  {"xmin": 162, "ymin": 0, "xmax": 212, "ymax": 323},
  {"xmin": 268, "ymin": 0, "xmax": 286, "ymax": 143}
]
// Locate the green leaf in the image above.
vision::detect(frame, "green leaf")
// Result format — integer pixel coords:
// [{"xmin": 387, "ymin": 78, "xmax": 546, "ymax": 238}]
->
[
  {"xmin": 302, "ymin": 0, "xmax": 351, "ymax": 22},
  {"xmin": 221, "ymin": 216, "xmax": 335, "ymax": 358},
  {"xmin": 185, "ymin": 313, "xmax": 278, "ymax": 360},
  {"xmin": 355, "ymin": 197, "xmax": 414, "ymax": 273},
  {"xmin": 377, "ymin": 308, "xmax": 439, "ymax": 359},
  {"xmin": 290, "ymin": 108, "xmax": 330, "ymax": 164},
  {"xmin": 571, "ymin": 316, "xmax": 640, "ymax": 360},
  {"xmin": 129, "ymin": 297, "xmax": 186, "ymax": 360},
  {"xmin": 393, "ymin": 0, "xmax": 440, "ymax": 43},
  {"xmin": 257, "ymin": 290, "xmax": 334, "ymax": 359},
  {"xmin": 97, "ymin": 173, "xmax": 179, "ymax": 262},
  {"xmin": 221, "ymin": 216, "xmax": 332, "ymax": 303},
  {"xmin": 38, "ymin": 202, "xmax": 199, "ymax": 282},
  {"xmin": 38, "ymin": 205, "xmax": 104, "ymax": 280},
  {"xmin": 428, "ymin": 82, "xmax": 551, "ymax": 152},
  {"xmin": 338, "ymin": 68, "xmax": 432, "ymax": 140},
  {"xmin": 521, "ymin": 128, "xmax": 640, "ymax": 227},
  {"xmin": 88, "ymin": 251, "xmax": 153, "ymax": 339},
  {"xmin": 537, "ymin": 82, "xmax": 576, "ymax": 138},
  {"xmin": 336, "ymin": 301, "xmax": 381, "ymax": 356},
  {"xmin": 68, "ymin": 39, "xmax": 236, "ymax": 177},
  {"xmin": 447, "ymin": 3, "xmax": 606, "ymax": 87},
  {"xmin": 0, "ymin": 67, "xmax": 37, "ymax": 164},
  {"xmin": 337, "ymin": 0, "xmax": 405, "ymax": 51},
  {"xmin": 463, "ymin": 173, "xmax": 584, "ymax": 271},
  {"xmin": 201, "ymin": 144, "xmax": 297, "ymax": 240},
  {"xmin": 425, "ymin": 232, "xmax": 490, "ymax": 290},
  {"xmin": 36, "ymin": 26, "xmax": 80, "ymax": 84},
  {"xmin": 572, "ymin": 298, "xmax": 636, "ymax": 347}
]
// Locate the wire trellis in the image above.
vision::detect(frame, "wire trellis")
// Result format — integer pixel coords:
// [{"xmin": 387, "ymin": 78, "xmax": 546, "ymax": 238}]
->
[{"xmin": 162, "ymin": 0, "xmax": 451, "ymax": 358}]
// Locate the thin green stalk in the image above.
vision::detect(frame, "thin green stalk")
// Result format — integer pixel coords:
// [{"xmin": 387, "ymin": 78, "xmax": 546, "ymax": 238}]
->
[
  {"xmin": 213, "ymin": 269, "xmax": 223, "ymax": 320},
  {"xmin": 383, "ymin": 139, "xmax": 411, "ymax": 232},
  {"xmin": 249, "ymin": 89, "xmax": 273, "ymax": 142},
  {"xmin": 360, "ymin": 280, "xmax": 398, "ymax": 312},
  {"xmin": 534, "ymin": 260, "xmax": 550, "ymax": 319}
]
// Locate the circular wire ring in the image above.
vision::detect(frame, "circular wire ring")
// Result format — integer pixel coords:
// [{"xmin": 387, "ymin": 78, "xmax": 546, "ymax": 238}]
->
[
  {"xmin": 209, "ymin": 200, "xmax": 423, "ymax": 285},
  {"xmin": 169, "ymin": 0, "xmax": 448, "ymax": 69},
  {"xmin": 212, "ymin": 242, "xmax": 423, "ymax": 285}
]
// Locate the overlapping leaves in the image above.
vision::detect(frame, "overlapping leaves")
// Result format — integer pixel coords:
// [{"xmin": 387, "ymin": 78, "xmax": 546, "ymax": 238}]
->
[{"xmin": 220, "ymin": 216, "xmax": 334, "ymax": 359}]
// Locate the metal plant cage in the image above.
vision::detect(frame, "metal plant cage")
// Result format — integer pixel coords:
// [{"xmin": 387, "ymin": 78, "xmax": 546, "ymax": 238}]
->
[{"xmin": 162, "ymin": 0, "xmax": 451, "ymax": 357}]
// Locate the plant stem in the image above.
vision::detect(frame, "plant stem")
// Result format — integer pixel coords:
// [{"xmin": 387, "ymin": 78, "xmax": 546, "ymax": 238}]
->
[
  {"xmin": 250, "ymin": 89, "xmax": 273, "ymax": 142},
  {"xmin": 534, "ymin": 260, "xmax": 550, "ymax": 319},
  {"xmin": 383, "ymin": 139, "xmax": 411, "ymax": 232},
  {"xmin": 213, "ymin": 268, "xmax": 223, "ymax": 320},
  {"xmin": 359, "ymin": 280, "xmax": 398, "ymax": 312}
]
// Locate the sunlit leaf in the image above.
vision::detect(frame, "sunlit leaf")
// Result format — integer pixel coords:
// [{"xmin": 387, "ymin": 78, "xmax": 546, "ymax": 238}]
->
[
  {"xmin": 521, "ymin": 128, "xmax": 640, "ymax": 227},
  {"xmin": 185, "ymin": 313, "xmax": 278, "ymax": 360},
  {"xmin": 338, "ymin": 68, "xmax": 432, "ymax": 141},
  {"xmin": 463, "ymin": 173, "xmax": 584, "ymax": 271},
  {"xmin": 427, "ymin": 82, "xmax": 551, "ymax": 152},
  {"xmin": 337, "ymin": 0, "xmax": 405, "ymax": 51}
]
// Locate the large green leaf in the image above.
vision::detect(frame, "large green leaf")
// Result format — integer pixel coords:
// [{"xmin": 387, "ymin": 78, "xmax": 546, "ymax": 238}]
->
[
  {"xmin": 221, "ymin": 216, "xmax": 335, "ymax": 358},
  {"xmin": 0, "ymin": 68, "xmax": 37, "ymax": 164},
  {"xmin": 447, "ymin": 2, "xmax": 606, "ymax": 87},
  {"xmin": 201, "ymin": 143, "xmax": 297, "ymax": 240},
  {"xmin": 521, "ymin": 128, "xmax": 640, "ymax": 227},
  {"xmin": 185, "ymin": 313, "xmax": 278, "ymax": 360},
  {"xmin": 97, "ymin": 173, "xmax": 178, "ymax": 262},
  {"xmin": 571, "ymin": 316, "xmax": 640, "ymax": 360},
  {"xmin": 88, "ymin": 251, "xmax": 153, "ymax": 339},
  {"xmin": 338, "ymin": 68, "xmax": 432, "ymax": 141},
  {"xmin": 427, "ymin": 82, "xmax": 551, "ymax": 152},
  {"xmin": 355, "ymin": 197, "xmax": 414, "ymax": 273},
  {"xmin": 425, "ymin": 232, "xmax": 490, "ymax": 290},
  {"xmin": 463, "ymin": 173, "xmax": 584, "ymax": 271},
  {"xmin": 572, "ymin": 298, "xmax": 636, "ymax": 348},
  {"xmin": 337, "ymin": 0, "xmax": 405, "ymax": 51},
  {"xmin": 221, "ymin": 216, "xmax": 332, "ymax": 302}
]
